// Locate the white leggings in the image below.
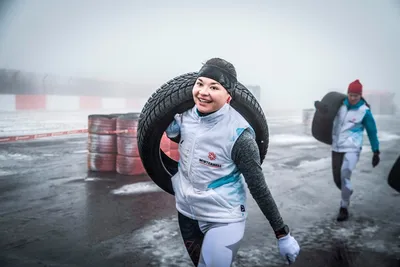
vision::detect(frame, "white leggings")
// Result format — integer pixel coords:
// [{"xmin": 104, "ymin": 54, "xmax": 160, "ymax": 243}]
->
[
  {"xmin": 198, "ymin": 220, "xmax": 246, "ymax": 267},
  {"xmin": 340, "ymin": 152, "xmax": 360, "ymax": 208},
  {"xmin": 177, "ymin": 212, "xmax": 246, "ymax": 267}
]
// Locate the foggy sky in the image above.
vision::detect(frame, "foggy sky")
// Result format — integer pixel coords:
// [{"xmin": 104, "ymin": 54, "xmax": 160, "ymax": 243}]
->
[{"xmin": 0, "ymin": 0, "xmax": 399, "ymax": 110}]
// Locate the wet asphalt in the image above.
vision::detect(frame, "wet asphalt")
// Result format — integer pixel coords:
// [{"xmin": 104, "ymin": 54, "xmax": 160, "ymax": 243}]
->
[{"xmin": 0, "ymin": 116, "xmax": 399, "ymax": 267}]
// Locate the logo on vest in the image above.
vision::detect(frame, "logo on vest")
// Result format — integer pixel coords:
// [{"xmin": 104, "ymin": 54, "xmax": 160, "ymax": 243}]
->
[
  {"xmin": 208, "ymin": 152, "xmax": 216, "ymax": 161},
  {"xmin": 240, "ymin": 205, "xmax": 246, "ymax": 212},
  {"xmin": 199, "ymin": 158, "xmax": 221, "ymax": 168}
]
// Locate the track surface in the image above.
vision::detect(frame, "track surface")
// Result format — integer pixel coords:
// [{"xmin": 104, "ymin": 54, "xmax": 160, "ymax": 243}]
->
[{"xmin": 0, "ymin": 115, "xmax": 399, "ymax": 267}]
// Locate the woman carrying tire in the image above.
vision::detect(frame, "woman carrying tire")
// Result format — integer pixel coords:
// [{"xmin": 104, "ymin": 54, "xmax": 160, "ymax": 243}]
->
[
  {"xmin": 315, "ymin": 80, "xmax": 381, "ymax": 222},
  {"xmin": 165, "ymin": 58, "xmax": 300, "ymax": 266}
]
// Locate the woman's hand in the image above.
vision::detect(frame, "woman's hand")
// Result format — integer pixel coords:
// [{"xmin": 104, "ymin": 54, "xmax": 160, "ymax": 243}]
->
[{"xmin": 277, "ymin": 233, "xmax": 300, "ymax": 264}]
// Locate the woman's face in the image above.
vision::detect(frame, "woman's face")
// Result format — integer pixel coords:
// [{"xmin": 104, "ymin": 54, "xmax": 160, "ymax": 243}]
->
[
  {"xmin": 348, "ymin": 93, "xmax": 361, "ymax": 105},
  {"xmin": 192, "ymin": 77, "xmax": 230, "ymax": 114}
]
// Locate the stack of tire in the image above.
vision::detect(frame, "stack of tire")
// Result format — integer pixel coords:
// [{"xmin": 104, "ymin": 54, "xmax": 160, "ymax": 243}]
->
[
  {"xmin": 115, "ymin": 113, "xmax": 147, "ymax": 176},
  {"xmin": 87, "ymin": 114, "xmax": 120, "ymax": 172}
]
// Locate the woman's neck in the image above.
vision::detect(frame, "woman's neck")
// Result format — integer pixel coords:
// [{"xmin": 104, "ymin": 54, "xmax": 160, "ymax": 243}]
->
[{"xmin": 196, "ymin": 109, "xmax": 217, "ymax": 117}]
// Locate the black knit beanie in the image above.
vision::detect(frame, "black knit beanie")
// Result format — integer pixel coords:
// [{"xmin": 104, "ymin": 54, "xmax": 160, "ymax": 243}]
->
[{"xmin": 197, "ymin": 58, "xmax": 237, "ymax": 93}]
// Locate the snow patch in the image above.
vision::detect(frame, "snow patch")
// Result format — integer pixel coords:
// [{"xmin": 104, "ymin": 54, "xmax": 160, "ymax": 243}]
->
[
  {"xmin": 233, "ymin": 247, "xmax": 283, "ymax": 267},
  {"xmin": 111, "ymin": 181, "xmax": 163, "ymax": 195},
  {"xmin": 296, "ymin": 157, "xmax": 330, "ymax": 170},
  {"xmin": 361, "ymin": 225, "xmax": 379, "ymax": 235},
  {"xmin": 0, "ymin": 153, "xmax": 34, "ymax": 161},
  {"xmin": 67, "ymin": 140, "xmax": 86, "ymax": 144},
  {"xmin": 291, "ymin": 145, "xmax": 319, "ymax": 150},
  {"xmin": 378, "ymin": 131, "xmax": 400, "ymax": 142},
  {"xmin": 104, "ymin": 213, "xmax": 399, "ymax": 266},
  {"xmin": 0, "ymin": 170, "xmax": 16, "ymax": 176},
  {"xmin": 85, "ymin": 177, "xmax": 115, "ymax": 182},
  {"xmin": 73, "ymin": 150, "xmax": 88, "ymax": 154},
  {"xmin": 269, "ymin": 134, "xmax": 317, "ymax": 145},
  {"xmin": 107, "ymin": 216, "xmax": 191, "ymax": 266}
]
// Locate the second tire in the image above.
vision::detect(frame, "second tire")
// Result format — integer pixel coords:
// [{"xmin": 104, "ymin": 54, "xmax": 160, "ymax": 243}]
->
[
  {"xmin": 311, "ymin": 91, "xmax": 346, "ymax": 145},
  {"xmin": 388, "ymin": 155, "xmax": 400, "ymax": 193}
]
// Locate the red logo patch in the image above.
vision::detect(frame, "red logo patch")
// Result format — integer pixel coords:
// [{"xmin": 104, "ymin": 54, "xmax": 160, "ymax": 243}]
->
[{"xmin": 208, "ymin": 152, "xmax": 216, "ymax": 161}]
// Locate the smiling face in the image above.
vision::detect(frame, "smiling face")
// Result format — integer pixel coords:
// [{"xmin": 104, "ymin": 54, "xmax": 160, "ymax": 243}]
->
[
  {"xmin": 348, "ymin": 92, "xmax": 361, "ymax": 105},
  {"xmin": 192, "ymin": 77, "xmax": 230, "ymax": 114}
]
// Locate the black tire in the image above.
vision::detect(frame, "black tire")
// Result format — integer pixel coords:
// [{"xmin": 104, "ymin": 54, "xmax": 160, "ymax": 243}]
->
[
  {"xmin": 311, "ymin": 91, "xmax": 346, "ymax": 145},
  {"xmin": 137, "ymin": 72, "xmax": 269, "ymax": 195},
  {"xmin": 388, "ymin": 155, "xmax": 400, "ymax": 193}
]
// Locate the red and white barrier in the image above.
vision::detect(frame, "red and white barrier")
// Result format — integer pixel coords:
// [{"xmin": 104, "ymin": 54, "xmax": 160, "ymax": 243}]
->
[{"xmin": 0, "ymin": 95, "xmax": 148, "ymax": 111}]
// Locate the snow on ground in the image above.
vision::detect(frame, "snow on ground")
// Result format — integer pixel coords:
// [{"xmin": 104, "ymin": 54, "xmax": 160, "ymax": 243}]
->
[
  {"xmin": 378, "ymin": 131, "xmax": 400, "ymax": 142},
  {"xmin": 85, "ymin": 177, "xmax": 116, "ymax": 182},
  {"xmin": 110, "ymin": 181, "xmax": 163, "ymax": 195},
  {"xmin": 0, "ymin": 170, "xmax": 15, "ymax": 176},
  {"xmin": 103, "ymin": 209, "xmax": 400, "ymax": 267},
  {"xmin": 268, "ymin": 116, "xmax": 303, "ymax": 126},
  {"xmin": 0, "ymin": 152, "xmax": 34, "ymax": 161},
  {"xmin": 291, "ymin": 144, "xmax": 319, "ymax": 149},
  {"xmin": 296, "ymin": 157, "xmax": 331, "ymax": 170},
  {"xmin": 269, "ymin": 134, "xmax": 316, "ymax": 145},
  {"xmin": 103, "ymin": 214, "xmax": 283, "ymax": 267}
]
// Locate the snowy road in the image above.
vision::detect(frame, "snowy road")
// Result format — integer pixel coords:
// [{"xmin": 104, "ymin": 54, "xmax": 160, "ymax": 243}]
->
[{"xmin": 0, "ymin": 114, "xmax": 399, "ymax": 267}]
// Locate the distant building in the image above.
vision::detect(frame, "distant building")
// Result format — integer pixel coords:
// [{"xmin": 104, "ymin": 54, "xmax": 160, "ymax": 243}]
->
[{"xmin": 363, "ymin": 91, "xmax": 396, "ymax": 115}]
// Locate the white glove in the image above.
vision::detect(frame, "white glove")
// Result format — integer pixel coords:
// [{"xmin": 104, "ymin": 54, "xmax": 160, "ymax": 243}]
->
[
  {"xmin": 277, "ymin": 233, "xmax": 300, "ymax": 264},
  {"xmin": 165, "ymin": 114, "xmax": 182, "ymax": 138}
]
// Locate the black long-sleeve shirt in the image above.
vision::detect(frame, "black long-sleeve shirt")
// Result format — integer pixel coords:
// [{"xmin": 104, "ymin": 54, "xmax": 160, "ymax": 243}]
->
[{"xmin": 231, "ymin": 128, "xmax": 285, "ymax": 231}]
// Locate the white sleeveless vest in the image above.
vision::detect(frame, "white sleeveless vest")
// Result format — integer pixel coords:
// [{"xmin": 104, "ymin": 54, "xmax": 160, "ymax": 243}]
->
[
  {"xmin": 170, "ymin": 103, "xmax": 255, "ymax": 223},
  {"xmin": 332, "ymin": 102, "xmax": 369, "ymax": 153}
]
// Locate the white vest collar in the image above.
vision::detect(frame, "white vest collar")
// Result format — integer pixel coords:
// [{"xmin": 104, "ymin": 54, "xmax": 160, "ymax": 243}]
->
[{"xmin": 193, "ymin": 103, "xmax": 230, "ymax": 124}]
